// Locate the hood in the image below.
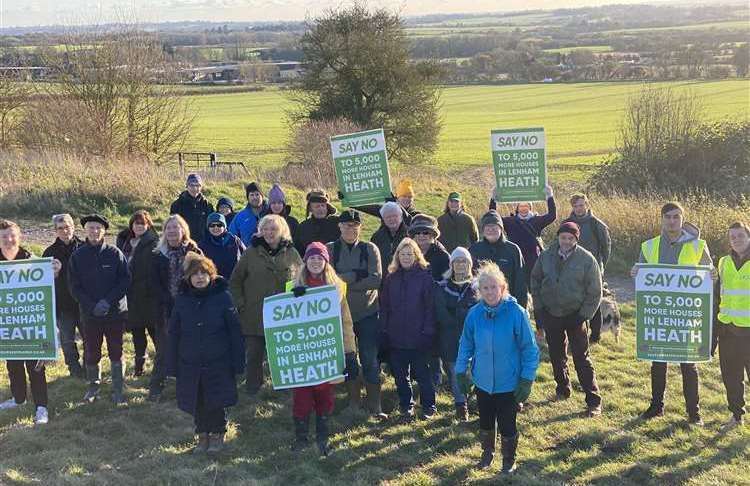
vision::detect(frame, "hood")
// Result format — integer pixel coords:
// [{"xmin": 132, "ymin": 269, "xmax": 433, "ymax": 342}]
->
[
  {"xmin": 662, "ymin": 222, "xmax": 700, "ymax": 243},
  {"xmin": 264, "ymin": 203, "xmax": 293, "ymax": 218},
  {"xmin": 178, "ymin": 275, "xmax": 228, "ymax": 296},
  {"xmin": 479, "ymin": 295, "xmax": 518, "ymax": 315}
]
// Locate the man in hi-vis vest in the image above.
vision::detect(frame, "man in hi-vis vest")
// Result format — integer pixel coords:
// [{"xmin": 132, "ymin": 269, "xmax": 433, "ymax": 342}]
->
[
  {"xmin": 631, "ymin": 202, "xmax": 714, "ymax": 425},
  {"xmin": 714, "ymin": 221, "xmax": 750, "ymax": 430}
]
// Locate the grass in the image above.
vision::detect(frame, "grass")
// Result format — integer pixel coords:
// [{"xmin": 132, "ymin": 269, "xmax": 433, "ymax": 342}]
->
[
  {"xmin": 1, "ymin": 305, "xmax": 748, "ymax": 485},
  {"xmin": 185, "ymin": 80, "xmax": 750, "ymax": 176}
]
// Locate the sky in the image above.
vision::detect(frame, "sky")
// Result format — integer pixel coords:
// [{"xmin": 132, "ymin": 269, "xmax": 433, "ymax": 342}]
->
[{"xmin": 0, "ymin": 0, "xmax": 717, "ymax": 29}]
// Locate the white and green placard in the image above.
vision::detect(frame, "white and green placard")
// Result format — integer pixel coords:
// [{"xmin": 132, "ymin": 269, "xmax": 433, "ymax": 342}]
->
[
  {"xmin": 330, "ymin": 129, "xmax": 392, "ymax": 207},
  {"xmin": 635, "ymin": 264, "xmax": 713, "ymax": 363},
  {"xmin": 491, "ymin": 128, "xmax": 547, "ymax": 203},
  {"xmin": 263, "ymin": 285, "xmax": 345, "ymax": 389},
  {"xmin": 0, "ymin": 258, "xmax": 58, "ymax": 360}
]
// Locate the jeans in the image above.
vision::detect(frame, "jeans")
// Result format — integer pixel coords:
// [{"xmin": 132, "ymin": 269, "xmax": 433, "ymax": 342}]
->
[
  {"xmin": 542, "ymin": 312, "xmax": 602, "ymax": 407},
  {"xmin": 390, "ymin": 348, "xmax": 435, "ymax": 412},
  {"xmin": 443, "ymin": 361, "xmax": 466, "ymax": 405},
  {"xmin": 650, "ymin": 362, "xmax": 699, "ymax": 416},
  {"xmin": 244, "ymin": 335, "xmax": 266, "ymax": 391},
  {"xmin": 6, "ymin": 360, "xmax": 48, "ymax": 408},
  {"xmin": 57, "ymin": 310, "xmax": 85, "ymax": 369},
  {"xmin": 476, "ymin": 388, "xmax": 517, "ymax": 437},
  {"xmin": 194, "ymin": 381, "xmax": 227, "ymax": 434},
  {"xmin": 354, "ymin": 314, "xmax": 381, "ymax": 385},
  {"xmin": 84, "ymin": 320, "xmax": 124, "ymax": 365},
  {"xmin": 718, "ymin": 328, "xmax": 750, "ymax": 419}
]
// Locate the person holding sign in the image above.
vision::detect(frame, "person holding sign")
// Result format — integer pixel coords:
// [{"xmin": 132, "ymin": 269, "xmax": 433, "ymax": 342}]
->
[
  {"xmin": 489, "ymin": 184, "xmax": 556, "ymax": 286},
  {"xmin": 380, "ymin": 238, "xmax": 437, "ymax": 421},
  {"xmin": 43, "ymin": 213, "xmax": 86, "ymax": 379},
  {"xmin": 631, "ymin": 202, "xmax": 714, "ymax": 425},
  {"xmin": 0, "ymin": 220, "xmax": 50, "ymax": 425},
  {"xmin": 353, "ymin": 179, "xmax": 420, "ymax": 227},
  {"xmin": 531, "ymin": 222, "xmax": 603, "ymax": 417},
  {"xmin": 166, "ymin": 253, "xmax": 245, "ymax": 454},
  {"xmin": 714, "ymin": 221, "xmax": 750, "ymax": 430},
  {"xmin": 288, "ymin": 242, "xmax": 356, "ymax": 456},
  {"xmin": 326, "ymin": 210, "xmax": 387, "ymax": 419},
  {"xmin": 230, "ymin": 215, "xmax": 302, "ymax": 396},
  {"xmin": 563, "ymin": 194, "xmax": 611, "ymax": 343},
  {"xmin": 68, "ymin": 214, "xmax": 130, "ymax": 405},
  {"xmin": 456, "ymin": 262, "xmax": 539, "ymax": 472}
]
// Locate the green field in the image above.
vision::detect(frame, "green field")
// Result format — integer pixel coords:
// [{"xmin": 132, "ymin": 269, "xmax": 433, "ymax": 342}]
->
[{"xmin": 186, "ymin": 80, "xmax": 750, "ymax": 175}]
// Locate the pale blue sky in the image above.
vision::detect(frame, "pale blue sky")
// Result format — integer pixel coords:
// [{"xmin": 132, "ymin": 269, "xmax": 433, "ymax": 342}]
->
[{"xmin": 0, "ymin": 0, "xmax": 704, "ymax": 28}]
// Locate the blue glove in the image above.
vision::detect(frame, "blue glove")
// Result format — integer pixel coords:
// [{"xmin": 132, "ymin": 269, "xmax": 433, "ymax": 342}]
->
[{"xmin": 292, "ymin": 286, "xmax": 306, "ymax": 298}]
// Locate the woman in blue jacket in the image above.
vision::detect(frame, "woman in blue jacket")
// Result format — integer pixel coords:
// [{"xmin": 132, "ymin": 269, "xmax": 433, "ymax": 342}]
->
[
  {"xmin": 199, "ymin": 212, "xmax": 245, "ymax": 279},
  {"xmin": 166, "ymin": 253, "xmax": 245, "ymax": 454},
  {"xmin": 456, "ymin": 262, "xmax": 539, "ymax": 473}
]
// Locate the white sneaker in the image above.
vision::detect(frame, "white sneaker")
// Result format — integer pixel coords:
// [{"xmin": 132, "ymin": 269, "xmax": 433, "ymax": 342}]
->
[
  {"xmin": 0, "ymin": 398, "xmax": 22, "ymax": 410},
  {"xmin": 34, "ymin": 406, "xmax": 49, "ymax": 425}
]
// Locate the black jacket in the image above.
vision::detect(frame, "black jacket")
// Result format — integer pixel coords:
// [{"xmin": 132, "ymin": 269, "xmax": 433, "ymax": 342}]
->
[
  {"xmin": 469, "ymin": 237, "xmax": 527, "ymax": 308},
  {"xmin": 424, "ymin": 241, "xmax": 450, "ymax": 282},
  {"xmin": 295, "ymin": 211, "xmax": 341, "ymax": 256},
  {"xmin": 116, "ymin": 229, "xmax": 161, "ymax": 327},
  {"xmin": 261, "ymin": 204, "xmax": 300, "ymax": 242},
  {"xmin": 68, "ymin": 241, "xmax": 130, "ymax": 322},
  {"xmin": 42, "ymin": 236, "xmax": 85, "ymax": 314},
  {"xmin": 166, "ymin": 277, "xmax": 245, "ymax": 415},
  {"xmin": 169, "ymin": 191, "xmax": 214, "ymax": 242},
  {"xmin": 370, "ymin": 222, "xmax": 408, "ymax": 275}
]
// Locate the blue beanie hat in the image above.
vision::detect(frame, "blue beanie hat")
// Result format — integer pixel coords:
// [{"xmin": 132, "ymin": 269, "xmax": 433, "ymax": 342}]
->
[
  {"xmin": 269, "ymin": 184, "xmax": 286, "ymax": 204},
  {"xmin": 206, "ymin": 212, "xmax": 226, "ymax": 226},
  {"xmin": 186, "ymin": 173, "xmax": 202, "ymax": 186},
  {"xmin": 217, "ymin": 196, "xmax": 234, "ymax": 210}
]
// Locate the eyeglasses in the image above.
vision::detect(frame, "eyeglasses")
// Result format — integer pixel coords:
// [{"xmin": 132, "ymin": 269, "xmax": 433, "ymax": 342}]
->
[{"xmin": 208, "ymin": 223, "xmax": 225, "ymax": 229}]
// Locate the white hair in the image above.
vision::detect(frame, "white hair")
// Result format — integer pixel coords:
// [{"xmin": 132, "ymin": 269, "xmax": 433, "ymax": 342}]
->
[
  {"xmin": 52, "ymin": 214, "xmax": 74, "ymax": 227},
  {"xmin": 380, "ymin": 201, "xmax": 403, "ymax": 218}
]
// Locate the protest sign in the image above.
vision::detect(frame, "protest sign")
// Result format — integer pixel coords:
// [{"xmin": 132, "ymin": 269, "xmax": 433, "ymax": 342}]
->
[
  {"xmin": 0, "ymin": 258, "xmax": 58, "ymax": 360},
  {"xmin": 490, "ymin": 128, "xmax": 547, "ymax": 203},
  {"xmin": 330, "ymin": 129, "xmax": 392, "ymax": 207},
  {"xmin": 635, "ymin": 264, "xmax": 713, "ymax": 363},
  {"xmin": 263, "ymin": 285, "xmax": 345, "ymax": 389}
]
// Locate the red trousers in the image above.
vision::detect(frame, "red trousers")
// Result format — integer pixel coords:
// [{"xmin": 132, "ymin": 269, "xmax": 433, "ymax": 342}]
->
[{"xmin": 292, "ymin": 383, "xmax": 335, "ymax": 418}]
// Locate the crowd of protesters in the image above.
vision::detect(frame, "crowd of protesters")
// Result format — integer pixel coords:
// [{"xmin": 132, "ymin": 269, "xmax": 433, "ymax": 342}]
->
[{"xmin": 0, "ymin": 172, "xmax": 746, "ymax": 471}]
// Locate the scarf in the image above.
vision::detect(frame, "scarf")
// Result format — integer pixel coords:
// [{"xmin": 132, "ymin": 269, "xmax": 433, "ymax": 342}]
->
[{"xmin": 167, "ymin": 244, "xmax": 188, "ymax": 297}]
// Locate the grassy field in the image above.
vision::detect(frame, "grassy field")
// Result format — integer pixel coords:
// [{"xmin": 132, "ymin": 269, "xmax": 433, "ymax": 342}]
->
[
  {"xmin": 186, "ymin": 79, "xmax": 750, "ymax": 178},
  {"xmin": 1, "ymin": 305, "xmax": 748, "ymax": 485}
]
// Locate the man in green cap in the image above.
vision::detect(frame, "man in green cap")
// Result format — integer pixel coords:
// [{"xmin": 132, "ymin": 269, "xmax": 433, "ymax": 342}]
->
[{"xmin": 438, "ymin": 192, "xmax": 479, "ymax": 254}]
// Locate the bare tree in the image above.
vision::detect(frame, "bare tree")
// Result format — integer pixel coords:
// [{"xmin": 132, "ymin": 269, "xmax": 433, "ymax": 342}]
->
[{"xmin": 0, "ymin": 72, "xmax": 31, "ymax": 148}]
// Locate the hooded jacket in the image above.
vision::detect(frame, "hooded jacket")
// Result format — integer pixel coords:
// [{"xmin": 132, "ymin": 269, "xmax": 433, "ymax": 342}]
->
[
  {"xmin": 637, "ymin": 222, "xmax": 712, "ymax": 267},
  {"xmin": 229, "ymin": 202, "xmax": 270, "ymax": 247},
  {"xmin": 170, "ymin": 191, "xmax": 214, "ymax": 242},
  {"xmin": 229, "ymin": 235, "xmax": 302, "ymax": 336},
  {"xmin": 455, "ymin": 296, "xmax": 539, "ymax": 394},
  {"xmin": 42, "ymin": 236, "xmax": 85, "ymax": 314},
  {"xmin": 563, "ymin": 210, "xmax": 611, "ymax": 269},
  {"xmin": 469, "ymin": 235, "xmax": 527, "ymax": 308},
  {"xmin": 166, "ymin": 277, "xmax": 245, "ymax": 415},
  {"xmin": 199, "ymin": 231, "xmax": 246, "ymax": 279}
]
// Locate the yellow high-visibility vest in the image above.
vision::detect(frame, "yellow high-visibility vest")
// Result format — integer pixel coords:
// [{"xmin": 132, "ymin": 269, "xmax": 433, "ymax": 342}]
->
[
  {"xmin": 717, "ymin": 255, "xmax": 750, "ymax": 327},
  {"xmin": 641, "ymin": 236, "xmax": 706, "ymax": 265}
]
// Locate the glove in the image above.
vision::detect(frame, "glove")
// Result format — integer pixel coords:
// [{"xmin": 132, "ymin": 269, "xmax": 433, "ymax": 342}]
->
[
  {"xmin": 457, "ymin": 372, "xmax": 472, "ymax": 395},
  {"xmin": 92, "ymin": 299, "xmax": 110, "ymax": 317},
  {"xmin": 337, "ymin": 191, "xmax": 345, "ymax": 200},
  {"xmin": 514, "ymin": 378, "xmax": 533, "ymax": 403},
  {"xmin": 354, "ymin": 269, "xmax": 369, "ymax": 281},
  {"xmin": 292, "ymin": 286, "xmax": 306, "ymax": 298}
]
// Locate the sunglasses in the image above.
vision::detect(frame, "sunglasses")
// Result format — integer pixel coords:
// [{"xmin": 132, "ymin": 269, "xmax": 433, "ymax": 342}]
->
[
  {"xmin": 414, "ymin": 231, "xmax": 433, "ymax": 236},
  {"xmin": 208, "ymin": 223, "xmax": 225, "ymax": 229}
]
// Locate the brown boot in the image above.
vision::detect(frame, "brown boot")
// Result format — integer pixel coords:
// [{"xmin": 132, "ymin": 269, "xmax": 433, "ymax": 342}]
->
[
  {"xmin": 455, "ymin": 402, "xmax": 469, "ymax": 422},
  {"xmin": 207, "ymin": 433, "xmax": 224, "ymax": 453},
  {"xmin": 365, "ymin": 382, "xmax": 388, "ymax": 421},
  {"xmin": 193, "ymin": 433, "xmax": 209, "ymax": 454},
  {"xmin": 477, "ymin": 427, "xmax": 496, "ymax": 469}
]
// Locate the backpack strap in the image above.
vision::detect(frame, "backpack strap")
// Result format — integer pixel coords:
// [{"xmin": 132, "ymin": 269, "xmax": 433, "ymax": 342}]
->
[{"xmin": 357, "ymin": 241, "xmax": 369, "ymax": 269}]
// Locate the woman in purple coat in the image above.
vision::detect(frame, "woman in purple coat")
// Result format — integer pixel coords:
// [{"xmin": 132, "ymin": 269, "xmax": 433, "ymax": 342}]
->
[{"xmin": 380, "ymin": 238, "xmax": 436, "ymax": 421}]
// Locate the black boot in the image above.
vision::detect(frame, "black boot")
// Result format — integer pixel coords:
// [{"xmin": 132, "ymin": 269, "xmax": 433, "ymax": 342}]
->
[
  {"xmin": 316, "ymin": 414, "xmax": 331, "ymax": 457},
  {"xmin": 134, "ymin": 357, "xmax": 145, "ymax": 377},
  {"xmin": 455, "ymin": 403, "xmax": 469, "ymax": 422},
  {"xmin": 83, "ymin": 365, "xmax": 101, "ymax": 403},
  {"xmin": 477, "ymin": 427, "xmax": 495, "ymax": 469},
  {"xmin": 68, "ymin": 361, "xmax": 85, "ymax": 379},
  {"xmin": 291, "ymin": 416, "xmax": 309, "ymax": 451},
  {"xmin": 500, "ymin": 434, "xmax": 518, "ymax": 473},
  {"xmin": 641, "ymin": 402, "xmax": 664, "ymax": 420}
]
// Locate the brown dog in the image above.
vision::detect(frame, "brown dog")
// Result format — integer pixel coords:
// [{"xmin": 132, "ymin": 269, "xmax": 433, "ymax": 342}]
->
[{"xmin": 600, "ymin": 284, "xmax": 621, "ymax": 343}]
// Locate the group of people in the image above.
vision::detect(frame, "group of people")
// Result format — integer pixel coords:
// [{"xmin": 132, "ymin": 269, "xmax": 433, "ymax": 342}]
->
[{"xmin": 0, "ymin": 172, "xmax": 746, "ymax": 472}]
